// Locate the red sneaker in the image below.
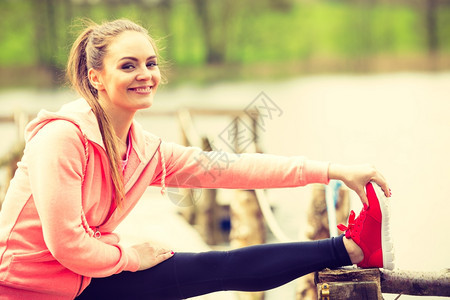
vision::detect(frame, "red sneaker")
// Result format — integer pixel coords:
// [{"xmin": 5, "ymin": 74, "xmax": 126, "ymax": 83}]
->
[{"xmin": 337, "ymin": 181, "xmax": 395, "ymax": 270}]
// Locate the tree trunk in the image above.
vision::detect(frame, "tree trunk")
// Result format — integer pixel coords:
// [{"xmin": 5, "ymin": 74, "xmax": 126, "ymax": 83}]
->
[
  {"xmin": 425, "ymin": 0, "xmax": 438, "ymax": 55},
  {"xmin": 425, "ymin": 0, "xmax": 439, "ymax": 70},
  {"xmin": 191, "ymin": 0, "xmax": 232, "ymax": 64}
]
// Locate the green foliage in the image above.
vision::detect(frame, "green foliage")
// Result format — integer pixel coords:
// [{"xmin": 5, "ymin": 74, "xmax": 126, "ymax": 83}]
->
[
  {"xmin": 0, "ymin": 0, "xmax": 35, "ymax": 66},
  {"xmin": 0, "ymin": 0, "xmax": 448, "ymax": 73},
  {"xmin": 169, "ymin": 2, "xmax": 206, "ymax": 66},
  {"xmin": 370, "ymin": 4, "xmax": 426, "ymax": 54}
]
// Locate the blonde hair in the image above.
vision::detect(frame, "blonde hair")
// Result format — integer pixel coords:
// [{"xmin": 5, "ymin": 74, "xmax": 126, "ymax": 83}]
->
[{"xmin": 66, "ymin": 19, "xmax": 159, "ymax": 207}]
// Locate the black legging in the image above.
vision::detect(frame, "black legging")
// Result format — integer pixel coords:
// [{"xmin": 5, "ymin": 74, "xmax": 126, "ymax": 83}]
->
[{"xmin": 77, "ymin": 236, "xmax": 351, "ymax": 300}]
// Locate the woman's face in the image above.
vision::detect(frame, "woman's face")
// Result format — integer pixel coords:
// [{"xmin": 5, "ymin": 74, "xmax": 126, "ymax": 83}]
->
[{"xmin": 93, "ymin": 30, "xmax": 161, "ymax": 113}]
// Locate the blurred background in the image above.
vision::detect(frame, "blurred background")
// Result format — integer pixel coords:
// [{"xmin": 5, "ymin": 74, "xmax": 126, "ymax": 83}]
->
[
  {"xmin": 0, "ymin": 0, "xmax": 449, "ymax": 87},
  {"xmin": 1, "ymin": 0, "xmax": 449, "ymax": 299}
]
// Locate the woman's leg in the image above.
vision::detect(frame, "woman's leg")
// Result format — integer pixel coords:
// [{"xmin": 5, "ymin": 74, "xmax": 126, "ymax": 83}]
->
[
  {"xmin": 77, "ymin": 235, "xmax": 351, "ymax": 300},
  {"xmin": 78, "ymin": 181, "xmax": 393, "ymax": 299}
]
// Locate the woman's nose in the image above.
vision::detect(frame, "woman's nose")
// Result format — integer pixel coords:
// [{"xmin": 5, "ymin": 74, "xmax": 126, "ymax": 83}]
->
[{"xmin": 136, "ymin": 66, "xmax": 152, "ymax": 81}]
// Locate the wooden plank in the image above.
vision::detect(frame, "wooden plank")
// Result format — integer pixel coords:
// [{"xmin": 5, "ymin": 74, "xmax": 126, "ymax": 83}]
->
[
  {"xmin": 0, "ymin": 108, "xmax": 259, "ymax": 124},
  {"xmin": 380, "ymin": 268, "xmax": 450, "ymax": 297},
  {"xmin": 317, "ymin": 281, "xmax": 380, "ymax": 300},
  {"xmin": 316, "ymin": 268, "xmax": 382, "ymax": 300},
  {"xmin": 316, "ymin": 268, "xmax": 381, "ymax": 283},
  {"xmin": 0, "ymin": 115, "xmax": 14, "ymax": 123},
  {"xmin": 316, "ymin": 268, "xmax": 450, "ymax": 298}
]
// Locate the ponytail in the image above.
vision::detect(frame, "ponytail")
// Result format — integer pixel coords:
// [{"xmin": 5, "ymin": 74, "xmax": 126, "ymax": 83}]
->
[{"xmin": 66, "ymin": 20, "xmax": 138, "ymax": 207}]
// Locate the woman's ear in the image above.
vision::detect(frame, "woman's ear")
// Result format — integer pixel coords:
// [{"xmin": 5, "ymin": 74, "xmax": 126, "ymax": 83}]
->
[{"xmin": 88, "ymin": 68, "xmax": 105, "ymax": 91}]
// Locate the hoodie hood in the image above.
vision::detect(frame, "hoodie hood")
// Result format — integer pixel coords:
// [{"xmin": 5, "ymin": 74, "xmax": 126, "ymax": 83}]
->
[
  {"xmin": 26, "ymin": 98, "xmax": 103, "ymax": 146},
  {"xmin": 25, "ymin": 98, "xmax": 162, "ymax": 165}
]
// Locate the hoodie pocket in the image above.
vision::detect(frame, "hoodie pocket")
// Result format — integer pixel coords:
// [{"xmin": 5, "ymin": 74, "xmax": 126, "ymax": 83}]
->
[
  {"xmin": 9, "ymin": 249, "xmax": 53, "ymax": 263},
  {"xmin": 6, "ymin": 249, "xmax": 55, "ymax": 282},
  {"xmin": 5, "ymin": 249, "xmax": 79, "ymax": 296}
]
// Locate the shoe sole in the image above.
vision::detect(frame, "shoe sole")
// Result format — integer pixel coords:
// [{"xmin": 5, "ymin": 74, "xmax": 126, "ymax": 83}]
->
[{"xmin": 369, "ymin": 181, "xmax": 395, "ymax": 270}]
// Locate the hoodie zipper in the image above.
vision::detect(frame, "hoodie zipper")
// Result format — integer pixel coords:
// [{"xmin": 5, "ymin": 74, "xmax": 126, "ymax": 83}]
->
[
  {"xmin": 94, "ymin": 191, "xmax": 117, "ymax": 238},
  {"xmin": 88, "ymin": 142, "xmax": 117, "ymax": 239},
  {"xmin": 94, "ymin": 227, "xmax": 102, "ymax": 239},
  {"xmin": 76, "ymin": 275, "xmax": 85, "ymax": 297}
]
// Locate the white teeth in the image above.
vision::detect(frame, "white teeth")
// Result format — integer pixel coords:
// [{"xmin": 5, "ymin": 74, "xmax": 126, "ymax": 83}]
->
[{"xmin": 134, "ymin": 87, "xmax": 152, "ymax": 92}]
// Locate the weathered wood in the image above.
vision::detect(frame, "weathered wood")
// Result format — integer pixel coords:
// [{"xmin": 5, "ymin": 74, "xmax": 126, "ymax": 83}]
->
[
  {"xmin": 195, "ymin": 188, "xmax": 220, "ymax": 245},
  {"xmin": 317, "ymin": 281, "xmax": 380, "ymax": 300},
  {"xmin": 176, "ymin": 110, "xmax": 198, "ymax": 225},
  {"xmin": 316, "ymin": 268, "xmax": 381, "ymax": 284},
  {"xmin": 380, "ymin": 268, "xmax": 450, "ymax": 297},
  {"xmin": 142, "ymin": 108, "xmax": 259, "ymax": 118},
  {"xmin": 297, "ymin": 184, "xmax": 350, "ymax": 300},
  {"xmin": 305, "ymin": 184, "xmax": 350, "ymax": 241},
  {"xmin": 0, "ymin": 109, "xmax": 260, "ymax": 124},
  {"xmin": 177, "ymin": 110, "xmax": 203, "ymax": 149},
  {"xmin": 0, "ymin": 142, "xmax": 24, "ymax": 210},
  {"xmin": 316, "ymin": 268, "xmax": 450, "ymax": 298},
  {"xmin": 228, "ymin": 114, "xmax": 264, "ymax": 300},
  {"xmin": 316, "ymin": 268, "xmax": 382, "ymax": 300},
  {"xmin": 230, "ymin": 189, "xmax": 265, "ymax": 300},
  {"xmin": 229, "ymin": 190, "xmax": 265, "ymax": 248},
  {"xmin": 0, "ymin": 111, "xmax": 28, "ymax": 209},
  {"xmin": 194, "ymin": 137, "xmax": 224, "ymax": 245}
]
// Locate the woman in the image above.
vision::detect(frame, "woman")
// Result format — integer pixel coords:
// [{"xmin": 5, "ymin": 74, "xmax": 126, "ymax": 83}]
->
[{"xmin": 0, "ymin": 19, "xmax": 394, "ymax": 299}]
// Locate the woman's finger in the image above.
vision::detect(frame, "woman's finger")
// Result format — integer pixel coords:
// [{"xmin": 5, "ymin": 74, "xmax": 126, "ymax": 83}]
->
[
  {"xmin": 156, "ymin": 251, "xmax": 175, "ymax": 264},
  {"xmin": 370, "ymin": 172, "xmax": 391, "ymax": 198},
  {"xmin": 357, "ymin": 188, "xmax": 369, "ymax": 206},
  {"xmin": 156, "ymin": 247, "xmax": 170, "ymax": 256}
]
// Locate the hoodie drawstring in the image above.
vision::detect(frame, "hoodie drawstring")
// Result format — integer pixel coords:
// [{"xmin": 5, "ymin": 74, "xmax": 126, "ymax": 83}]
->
[
  {"xmin": 80, "ymin": 133, "xmax": 97, "ymax": 237},
  {"xmin": 79, "ymin": 134, "xmax": 168, "ymax": 236},
  {"xmin": 159, "ymin": 146, "xmax": 167, "ymax": 196}
]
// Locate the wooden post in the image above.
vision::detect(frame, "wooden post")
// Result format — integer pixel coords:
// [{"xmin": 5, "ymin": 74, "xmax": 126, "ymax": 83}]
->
[
  {"xmin": 229, "ymin": 190, "xmax": 265, "ymax": 248},
  {"xmin": 316, "ymin": 268, "xmax": 382, "ymax": 300},
  {"xmin": 229, "ymin": 115, "xmax": 265, "ymax": 248},
  {"xmin": 230, "ymin": 189, "xmax": 265, "ymax": 300},
  {"xmin": 194, "ymin": 137, "xmax": 222, "ymax": 245},
  {"xmin": 229, "ymin": 114, "xmax": 265, "ymax": 300},
  {"xmin": 195, "ymin": 187, "xmax": 219, "ymax": 245},
  {"xmin": 0, "ymin": 112, "xmax": 28, "ymax": 210},
  {"xmin": 297, "ymin": 184, "xmax": 350, "ymax": 300},
  {"xmin": 0, "ymin": 142, "xmax": 25, "ymax": 209},
  {"xmin": 176, "ymin": 110, "xmax": 201, "ymax": 225}
]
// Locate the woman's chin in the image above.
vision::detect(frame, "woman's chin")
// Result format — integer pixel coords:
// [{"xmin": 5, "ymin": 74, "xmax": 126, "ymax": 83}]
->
[{"xmin": 135, "ymin": 99, "xmax": 154, "ymax": 110}]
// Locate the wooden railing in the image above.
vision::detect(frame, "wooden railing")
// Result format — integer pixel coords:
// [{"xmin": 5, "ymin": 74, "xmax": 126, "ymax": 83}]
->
[{"xmin": 316, "ymin": 267, "xmax": 450, "ymax": 299}]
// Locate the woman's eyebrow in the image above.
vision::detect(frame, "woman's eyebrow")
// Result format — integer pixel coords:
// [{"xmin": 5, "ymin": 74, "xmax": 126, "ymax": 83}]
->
[{"xmin": 118, "ymin": 55, "xmax": 157, "ymax": 62}]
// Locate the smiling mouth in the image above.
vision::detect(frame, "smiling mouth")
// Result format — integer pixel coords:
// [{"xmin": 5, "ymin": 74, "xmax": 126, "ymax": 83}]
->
[{"xmin": 129, "ymin": 86, "xmax": 153, "ymax": 93}]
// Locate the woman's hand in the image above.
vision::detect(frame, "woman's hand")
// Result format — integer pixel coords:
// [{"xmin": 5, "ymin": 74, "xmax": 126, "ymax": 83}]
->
[
  {"xmin": 328, "ymin": 163, "xmax": 391, "ymax": 206},
  {"xmin": 132, "ymin": 242, "xmax": 174, "ymax": 271}
]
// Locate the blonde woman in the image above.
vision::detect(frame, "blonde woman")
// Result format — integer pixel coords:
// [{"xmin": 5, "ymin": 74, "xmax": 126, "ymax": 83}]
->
[{"xmin": 0, "ymin": 19, "xmax": 394, "ymax": 299}]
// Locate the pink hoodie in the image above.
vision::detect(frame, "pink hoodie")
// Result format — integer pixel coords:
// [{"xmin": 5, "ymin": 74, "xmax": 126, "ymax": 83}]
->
[{"xmin": 0, "ymin": 99, "xmax": 329, "ymax": 299}]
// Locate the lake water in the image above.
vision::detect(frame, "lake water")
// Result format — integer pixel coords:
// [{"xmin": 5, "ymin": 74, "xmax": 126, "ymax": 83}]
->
[{"xmin": 1, "ymin": 72, "xmax": 449, "ymax": 299}]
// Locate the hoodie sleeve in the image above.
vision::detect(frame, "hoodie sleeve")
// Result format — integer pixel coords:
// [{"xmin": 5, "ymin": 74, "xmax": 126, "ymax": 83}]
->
[
  {"xmin": 26, "ymin": 120, "xmax": 139, "ymax": 277},
  {"xmin": 151, "ymin": 142, "xmax": 329, "ymax": 189}
]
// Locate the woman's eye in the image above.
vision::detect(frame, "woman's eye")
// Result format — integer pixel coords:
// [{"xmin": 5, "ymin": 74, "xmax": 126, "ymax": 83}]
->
[
  {"xmin": 121, "ymin": 64, "xmax": 134, "ymax": 70},
  {"xmin": 147, "ymin": 62, "xmax": 158, "ymax": 68}
]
